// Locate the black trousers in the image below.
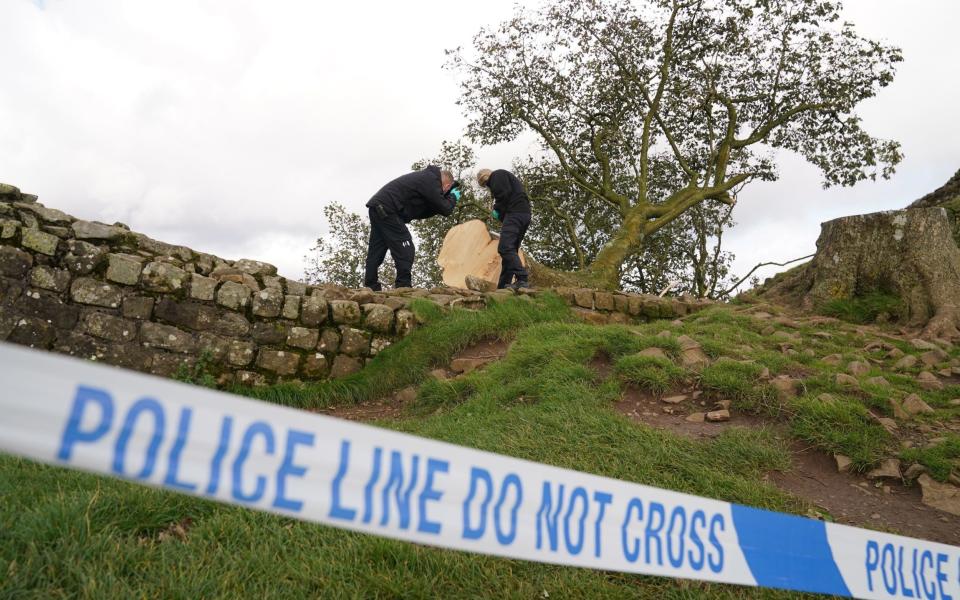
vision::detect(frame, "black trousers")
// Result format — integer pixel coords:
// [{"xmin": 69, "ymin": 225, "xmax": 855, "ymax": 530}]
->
[
  {"xmin": 364, "ymin": 206, "xmax": 414, "ymax": 291},
  {"xmin": 497, "ymin": 212, "xmax": 531, "ymax": 289}
]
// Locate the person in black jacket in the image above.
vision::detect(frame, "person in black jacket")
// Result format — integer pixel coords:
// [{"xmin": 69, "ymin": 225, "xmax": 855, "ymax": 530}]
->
[
  {"xmin": 363, "ymin": 165, "xmax": 459, "ymax": 290},
  {"xmin": 477, "ymin": 168, "xmax": 532, "ymax": 289}
]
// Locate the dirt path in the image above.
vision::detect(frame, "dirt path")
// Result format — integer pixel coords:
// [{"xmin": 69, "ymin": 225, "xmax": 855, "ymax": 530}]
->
[{"xmin": 615, "ymin": 385, "xmax": 960, "ymax": 545}]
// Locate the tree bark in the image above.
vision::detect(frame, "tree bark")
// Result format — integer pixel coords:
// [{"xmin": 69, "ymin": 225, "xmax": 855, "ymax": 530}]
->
[{"xmin": 762, "ymin": 208, "xmax": 960, "ymax": 339}]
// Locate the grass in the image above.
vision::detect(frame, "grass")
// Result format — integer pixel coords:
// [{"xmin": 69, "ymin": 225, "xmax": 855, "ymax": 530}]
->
[
  {"xmin": 3, "ymin": 295, "xmax": 958, "ymax": 597},
  {"xmin": 901, "ymin": 435, "xmax": 960, "ymax": 481},
  {"xmin": 614, "ymin": 354, "xmax": 687, "ymax": 395},
  {"xmin": 819, "ymin": 292, "xmax": 905, "ymax": 324}
]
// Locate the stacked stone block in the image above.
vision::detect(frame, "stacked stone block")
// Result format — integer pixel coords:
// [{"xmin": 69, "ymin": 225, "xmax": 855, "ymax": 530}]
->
[{"xmin": 0, "ymin": 183, "xmax": 708, "ymax": 386}]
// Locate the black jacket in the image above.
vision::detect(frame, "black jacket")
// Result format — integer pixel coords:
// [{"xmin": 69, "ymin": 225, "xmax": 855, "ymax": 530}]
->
[
  {"xmin": 366, "ymin": 165, "xmax": 455, "ymax": 223},
  {"xmin": 488, "ymin": 170, "xmax": 531, "ymax": 220}
]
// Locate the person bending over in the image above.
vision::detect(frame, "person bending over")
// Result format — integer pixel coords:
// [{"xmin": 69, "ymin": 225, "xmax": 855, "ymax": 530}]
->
[
  {"xmin": 363, "ymin": 165, "xmax": 460, "ymax": 290},
  {"xmin": 477, "ymin": 168, "xmax": 531, "ymax": 289}
]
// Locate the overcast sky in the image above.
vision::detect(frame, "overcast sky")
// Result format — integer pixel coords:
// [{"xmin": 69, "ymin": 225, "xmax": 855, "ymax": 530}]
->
[{"xmin": 1, "ymin": 0, "xmax": 957, "ymax": 284}]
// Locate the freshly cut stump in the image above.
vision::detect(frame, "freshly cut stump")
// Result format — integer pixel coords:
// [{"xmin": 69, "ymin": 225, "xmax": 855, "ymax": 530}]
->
[
  {"xmin": 438, "ymin": 220, "xmax": 526, "ymax": 289},
  {"xmin": 766, "ymin": 208, "xmax": 960, "ymax": 339}
]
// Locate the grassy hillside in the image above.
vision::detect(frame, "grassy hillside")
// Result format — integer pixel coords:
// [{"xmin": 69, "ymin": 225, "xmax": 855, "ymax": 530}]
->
[{"xmin": 2, "ymin": 294, "xmax": 958, "ymax": 598}]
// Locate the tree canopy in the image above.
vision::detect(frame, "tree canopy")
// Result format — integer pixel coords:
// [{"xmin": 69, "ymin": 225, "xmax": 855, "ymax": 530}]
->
[{"xmin": 448, "ymin": 0, "xmax": 902, "ymax": 287}]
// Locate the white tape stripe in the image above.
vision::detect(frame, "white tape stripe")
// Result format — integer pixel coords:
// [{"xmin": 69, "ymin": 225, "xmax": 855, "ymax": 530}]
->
[{"xmin": 0, "ymin": 342, "xmax": 957, "ymax": 599}]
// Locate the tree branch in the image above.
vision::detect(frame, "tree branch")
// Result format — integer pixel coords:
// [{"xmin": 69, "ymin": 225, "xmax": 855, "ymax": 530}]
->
[{"xmin": 719, "ymin": 253, "xmax": 814, "ymax": 298}]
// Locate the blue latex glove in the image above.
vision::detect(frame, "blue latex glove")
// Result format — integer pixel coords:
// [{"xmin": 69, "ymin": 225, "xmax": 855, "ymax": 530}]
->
[
  {"xmin": 450, "ymin": 187, "xmax": 462, "ymax": 203},
  {"xmin": 491, "ymin": 209, "xmax": 501, "ymax": 221}
]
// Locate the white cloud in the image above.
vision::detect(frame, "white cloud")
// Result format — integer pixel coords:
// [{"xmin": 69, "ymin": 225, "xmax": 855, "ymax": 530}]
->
[{"xmin": 1, "ymin": 0, "xmax": 957, "ymax": 284}]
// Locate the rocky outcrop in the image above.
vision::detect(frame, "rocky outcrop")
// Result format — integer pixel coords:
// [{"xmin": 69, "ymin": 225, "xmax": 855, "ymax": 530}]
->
[{"xmin": 0, "ymin": 184, "xmax": 710, "ymax": 385}]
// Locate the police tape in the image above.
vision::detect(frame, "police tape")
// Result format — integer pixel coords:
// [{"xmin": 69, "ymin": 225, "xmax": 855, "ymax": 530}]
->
[{"xmin": 0, "ymin": 342, "xmax": 957, "ymax": 599}]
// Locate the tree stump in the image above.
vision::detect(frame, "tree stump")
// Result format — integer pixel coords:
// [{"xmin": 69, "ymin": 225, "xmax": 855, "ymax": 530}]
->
[
  {"xmin": 437, "ymin": 220, "xmax": 526, "ymax": 289},
  {"xmin": 798, "ymin": 208, "xmax": 960, "ymax": 339}
]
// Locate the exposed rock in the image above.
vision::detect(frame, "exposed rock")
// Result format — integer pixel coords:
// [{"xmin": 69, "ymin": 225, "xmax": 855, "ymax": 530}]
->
[
  {"xmin": 82, "ymin": 312, "xmax": 137, "ymax": 343},
  {"xmin": 70, "ymin": 278, "xmax": 121, "ymax": 308},
  {"xmin": 30, "ymin": 266, "xmax": 71, "ymax": 293},
  {"xmin": 834, "ymin": 455, "xmax": 852, "ymax": 473},
  {"xmin": 72, "ymin": 220, "xmax": 126, "ymax": 241},
  {"xmin": 921, "ymin": 348, "xmax": 949, "ymax": 366},
  {"xmin": 339, "ymin": 326, "xmax": 371, "ymax": 357},
  {"xmin": 286, "ymin": 327, "xmax": 319, "ymax": 350},
  {"xmin": 638, "ymin": 347, "xmax": 668, "ymax": 360},
  {"xmin": 395, "ymin": 386, "xmax": 418, "ymax": 404},
  {"xmin": 252, "ymin": 288, "xmax": 284, "ymax": 318},
  {"xmin": 685, "ymin": 412, "xmax": 705, "ymax": 423},
  {"xmin": 122, "ymin": 296, "xmax": 154, "ymax": 321},
  {"xmin": 821, "ymin": 353, "xmax": 843, "ymax": 366},
  {"xmin": 902, "ymin": 393, "xmax": 935, "ymax": 415},
  {"xmin": 771, "ymin": 376, "xmax": 800, "ymax": 401},
  {"xmin": 226, "ymin": 341, "xmax": 255, "ymax": 366},
  {"xmin": 847, "ymin": 361, "xmax": 871, "ymax": 376},
  {"xmin": 917, "ymin": 474, "xmax": 960, "ymax": 516},
  {"xmin": 661, "ymin": 395, "xmax": 686, "ymax": 404},
  {"xmin": 911, "ymin": 338, "xmax": 940, "ymax": 351},
  {"xmin": 141, "ymin": 322, "xmax": 195, "ymax": 353},
  {"xmin": 866, "ymin": 458, "xmax": 901, "ymax": 480},
  {"xmin": 574, "ymin": 308, "xmax": 608, "ymax": 325},
  {"xmin": 251, "ymin": 322, "xmax": 289, "ymax": 345},
  {"xmin": 835, "ymin": 373, "xmax": 860, "ymax": 389},
  {"xmin": 362, "ymin": 303, "xmax": 395, "ymax": 334},
  {"xmin": 350, "ymin": 290, "xmax": 375, "ymax": 305},
  {"xmin": 817, "ymin": 393, "xmax": 837, "ymax": 404},
  {"xmin": 885, "ymin": 347, "xmax": 905, "ymax": 359},
  {"xmin": 903, "ymin": 464, "xmax": 927, "ymax": 481},
  {"xmin": 370, "ymin": 336, "xmax": 392, "ymax": 355},
  {"xmin": 330, "ymin": 300, "xmax": 361, "ymax": 325},
  {"xmin": 0, "ymin": 246, "xmax": 33, "ymax": 278},
  {"xmin": 330, "ymin": 354, "xmax": 362, "ymax": 378},
  {"xmin": 301, "ymin": 296, "xmax": 328, "ymax": 327},
  {"xmin": 212, "ymin": 312, "xmax": 250, "ymax": 337},
  {"xmin": 64, "ymin": 240, "xmax": 106, "ymax": 274},
  {"xmin": 318, "ymin": 328, "xmax": 340, "ymax": 353},
  {"xmin": 464, "ymin": 274, "xmax": 495, "ymax": 293},
  {"xmin": 302, "ymin": 353, "xmax": 330, "ymax": 378},
  {"xmin": 893, "ymin": 354, "xmax": 919, "ymax": 371},
  {"xmin": 217, "ymin": 281, "xmax": 252, "ymax": 311},
  {"xmin": 676, "ymin": 335, "xmax": 710, "ymax": 369},
  {"xmin": 705, "ymin": 409, "xmax": 730, "ymax": 422},
  {"xmin": 189, "ymin": 274, "xmax": 217, "ymax": 301},
  {"xmin": 257, "ymin": 350, "xmax": 300, "ymax": 376},
  {"xmin": 282, "ymin": 295, "xmax": 301, "ymax": 320},
  {"xmin": 234, "ymin": 259, "xmax": 277, "ymax": 277},
  {"xmin": 106, "ymin": 253, "xmax": 144, "ymax": 286},
  {"xmin": 21, "ymin": 228, "xmax": 59, "ymax": 255},
  {"xmin": 594, "ymin": 292, "xmax": 615, "ymax": 311},
  {"xmin": 917, "ymin": 371, "xmax": 944, "ymax": 391},
  {"xmin": 141, "ymin": 262, "xmax": 189, "ymax": 293},
  {"xmin": 864, "ymin": 376, "xmax": 890, "ymax": 387}
]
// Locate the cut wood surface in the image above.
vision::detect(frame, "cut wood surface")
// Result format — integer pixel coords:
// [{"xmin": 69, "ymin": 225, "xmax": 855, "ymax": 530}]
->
[{"xmin": 437, "ymin": 220, "xmax": 526, "ymax": 288}]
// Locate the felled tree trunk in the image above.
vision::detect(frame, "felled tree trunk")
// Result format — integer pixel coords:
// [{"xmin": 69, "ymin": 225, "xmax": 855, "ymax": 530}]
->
[
  {"xmin": 800, "ymin": 208, "xmax": 960, "ymax": 339},
  {"xmin": 437, "ymin": 220, "xmax": 605, "ymax": 290},
  {"xmin": 437, "ymin": 220, "xmax": 526, "ymax": 289}
]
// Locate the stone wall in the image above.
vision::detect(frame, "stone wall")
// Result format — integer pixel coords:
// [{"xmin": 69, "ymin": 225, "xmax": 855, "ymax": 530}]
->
[{"xmin": 0, "ymin": 183, "xmax": 709, "ymax": 385}]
